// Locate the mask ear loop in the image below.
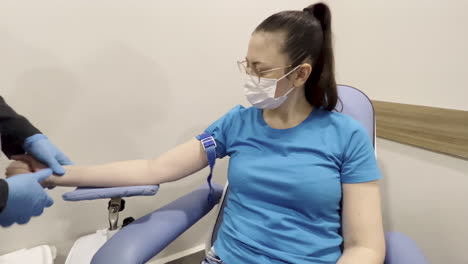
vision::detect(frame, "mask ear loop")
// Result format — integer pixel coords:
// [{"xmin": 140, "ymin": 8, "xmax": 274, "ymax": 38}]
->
[
  {"xmin": 277, "ymin": 64, "xmax": 303, "ymax": 82},
  {"xmin": 274, "ymin": 64, "xmax": 303, "ymax": 98}
]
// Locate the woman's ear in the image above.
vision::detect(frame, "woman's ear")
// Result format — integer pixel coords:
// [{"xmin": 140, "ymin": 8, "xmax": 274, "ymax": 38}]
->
[{"xmin": 293, "ymin": 63, "xmax": 312, "ymax": 87}]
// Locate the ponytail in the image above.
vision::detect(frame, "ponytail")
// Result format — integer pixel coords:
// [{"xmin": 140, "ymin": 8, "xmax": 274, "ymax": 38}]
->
[
  {"xmin": 303, "ymin": 3, "xmax": 337, "ymax": 111},
  {"xmin": 255, "ymin": 2, "xmax": 337, "ymax": 111}
]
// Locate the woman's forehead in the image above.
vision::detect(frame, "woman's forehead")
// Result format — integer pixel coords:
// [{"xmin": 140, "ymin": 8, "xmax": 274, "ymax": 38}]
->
[{"xmin": 247, "ymin": 31, "xmax": 288, "ymax": 66}]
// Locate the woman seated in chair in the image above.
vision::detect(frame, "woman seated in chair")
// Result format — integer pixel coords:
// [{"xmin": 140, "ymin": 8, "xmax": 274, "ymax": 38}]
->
[{"xmin": 8, "ymin": 3, "xmax": 385, "ymax": 263}]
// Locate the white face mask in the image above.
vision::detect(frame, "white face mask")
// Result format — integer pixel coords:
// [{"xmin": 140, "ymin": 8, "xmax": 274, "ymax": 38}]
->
[{"xmin": 243, "ymin": 65, "xmax": 301, "ymax": 109}]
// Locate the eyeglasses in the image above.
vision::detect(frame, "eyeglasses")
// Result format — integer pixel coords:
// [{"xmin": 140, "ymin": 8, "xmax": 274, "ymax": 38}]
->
[{"xmin": 237, "ymin": 60, "xmax": 292, "ymax": 84}]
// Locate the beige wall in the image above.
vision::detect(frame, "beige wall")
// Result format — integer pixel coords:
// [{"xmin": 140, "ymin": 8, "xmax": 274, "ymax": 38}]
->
[
  {"xmin": 0, "ymin": 1, "xmax": 466, "ymax": 264},
  {"xmin": 330, "ymin": 1, "xmax": 468, "ymax": 263}
]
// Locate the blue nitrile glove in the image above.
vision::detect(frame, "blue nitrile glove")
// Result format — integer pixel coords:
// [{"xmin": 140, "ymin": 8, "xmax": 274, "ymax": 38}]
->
[
  {"xmin": 0, "ymin": 169, "xmax": 54, "ymax": 227},
  {"xmin": 23, "ymin": 134, "xmax": 73, "ymax": 176}
]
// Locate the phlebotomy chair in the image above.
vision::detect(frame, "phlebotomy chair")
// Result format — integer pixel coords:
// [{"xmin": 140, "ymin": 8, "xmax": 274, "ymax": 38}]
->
[{"xmin": 63, "ymin": 85, "xmax": 429, "ymax": 264}]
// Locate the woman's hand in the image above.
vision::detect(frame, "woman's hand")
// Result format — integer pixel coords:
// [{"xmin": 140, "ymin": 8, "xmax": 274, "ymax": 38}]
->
[
  {"xmin": 11, "ymin": 154, "xmax": 48, "ymax": 173},
  {"xmin": 7, "ymin": 155, "xmax": 52, "ymax": 188},
  {"xmin": 5, "ymin": 160, "xmax": 32, "ymax": 178}
]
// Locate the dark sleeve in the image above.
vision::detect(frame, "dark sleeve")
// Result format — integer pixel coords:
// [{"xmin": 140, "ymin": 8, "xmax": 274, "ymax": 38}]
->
[
  {"xmin": 0, "ymin": 179, "xmax": 8, "ymax": 213},
  {"xmin": 0, "ymin": 96, "xmax": 41, "ymax": 157}
]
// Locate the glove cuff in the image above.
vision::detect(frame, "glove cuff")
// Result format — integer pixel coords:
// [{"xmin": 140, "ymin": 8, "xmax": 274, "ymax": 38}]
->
[{"xmin": 23, "ymin": 134, "xmax": 48, "ymax": 151}]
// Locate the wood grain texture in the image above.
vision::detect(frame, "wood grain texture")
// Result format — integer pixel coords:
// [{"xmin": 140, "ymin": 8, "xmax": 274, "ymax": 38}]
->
[{"xmin": 372, "ymin": 100, "xmax": 468, "ymax": 159}]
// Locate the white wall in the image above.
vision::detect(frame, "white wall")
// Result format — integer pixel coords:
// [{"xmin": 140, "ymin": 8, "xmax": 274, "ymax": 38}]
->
[{"xmin": 0, "ymin": 1, "xmax": 467, "ymax": 264}]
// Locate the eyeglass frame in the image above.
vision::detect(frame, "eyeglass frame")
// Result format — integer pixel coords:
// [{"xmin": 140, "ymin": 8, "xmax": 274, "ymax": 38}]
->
[{"xmin": 237, "ymin": 60, "xmax": 294, "ymax": 84}]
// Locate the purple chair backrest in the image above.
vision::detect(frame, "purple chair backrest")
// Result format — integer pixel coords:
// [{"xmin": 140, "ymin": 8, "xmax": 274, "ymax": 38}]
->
[
  {"xmin": 209, "ymin": 85, "xmax": 376, "ymax": 246},
  {"xmin": 336, "ymin": 85, "xmax": 375, "ymax": 146}
]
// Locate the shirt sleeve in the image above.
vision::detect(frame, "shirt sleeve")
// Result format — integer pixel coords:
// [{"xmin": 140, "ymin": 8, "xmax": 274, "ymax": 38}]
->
[
  {"xmin": 340, "ymin": 123, "xmax": 382, "ymax": 183},
  {"xmin": 0, "ymin": 96, "xmax": 41, "ymax": 157},
  {"xmin": 0, "ymin": 179, "xmax": 9, "ymax": 213},
  {"xmin": 196, "ymin": 105, "xmax": 244, "ymax": 159}
]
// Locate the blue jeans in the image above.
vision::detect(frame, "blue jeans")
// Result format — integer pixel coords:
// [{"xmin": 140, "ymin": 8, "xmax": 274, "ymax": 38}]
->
[{"xmin": 201, "ymin": 247, "xmax": 224, "ymax": 264}]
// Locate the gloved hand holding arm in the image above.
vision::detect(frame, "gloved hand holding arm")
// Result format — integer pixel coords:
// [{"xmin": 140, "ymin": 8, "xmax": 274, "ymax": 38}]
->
[
  {"xmin": 23, "ymin": 134, "xmax": 73, "ymax": 175},
  {"xmin": 0, "ymin": 96, "xmax": 72, "ymax": 175},
  {"xmin": 0, "ymin": 169, "xmax": 54, "ymax": 227}
]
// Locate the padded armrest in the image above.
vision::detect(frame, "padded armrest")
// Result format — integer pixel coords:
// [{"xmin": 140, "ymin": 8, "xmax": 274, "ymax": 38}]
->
[
  {"xmin": 91, "ymin": 183, "xmax": 224, "ymax": 264},
  {"xmin": 62, "ymin": 185, "xmax": 159, "ymax": 201},
  {"xmin": 385, "ymin": 232, "xmax": 429, "ymax": 264}
]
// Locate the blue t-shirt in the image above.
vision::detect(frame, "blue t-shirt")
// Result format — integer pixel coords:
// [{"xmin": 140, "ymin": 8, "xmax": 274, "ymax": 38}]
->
[{"xmin": 199, "ymin": 105, "xmax": 382, "ymax": 264}]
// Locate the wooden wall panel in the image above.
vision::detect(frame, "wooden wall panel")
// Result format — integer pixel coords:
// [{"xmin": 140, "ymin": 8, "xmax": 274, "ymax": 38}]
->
[{"xmin": 372, "ymin": 100, "xmax": 468, "ymax": 159}]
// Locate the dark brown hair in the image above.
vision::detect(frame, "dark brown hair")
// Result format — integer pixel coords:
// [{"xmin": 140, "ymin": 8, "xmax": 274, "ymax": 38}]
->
[{"xmin": 255, "ymin": 3, "xmax": 337, "ymax": 111}]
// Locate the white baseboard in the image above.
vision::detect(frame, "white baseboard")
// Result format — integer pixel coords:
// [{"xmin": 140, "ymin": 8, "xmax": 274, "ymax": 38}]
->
[{"xmin": 146, "ymin": 244, "xmax": 205, "ymax": 264}]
